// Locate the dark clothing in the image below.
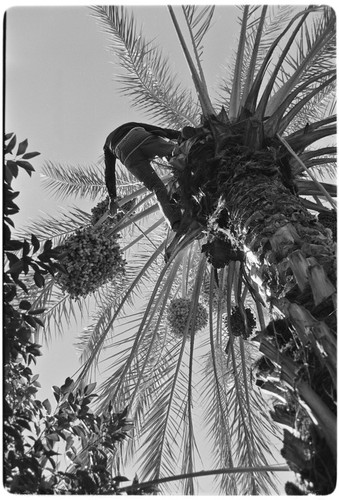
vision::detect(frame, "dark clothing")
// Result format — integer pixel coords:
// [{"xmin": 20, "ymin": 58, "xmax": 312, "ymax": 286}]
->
[
  {"xmin": 105, "ymin": 122, "xmax": 180, "ymax": 153},
  {"xmin": 104, "ymin": 122, "xmax": 180, "ymax": 200},
  {"xmin": 104, "ymin": 122, "xmax": 181, "ymax": 229}
]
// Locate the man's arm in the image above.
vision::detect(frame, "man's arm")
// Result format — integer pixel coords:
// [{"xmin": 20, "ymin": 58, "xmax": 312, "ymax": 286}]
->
[{"xmin": 104, "ymin": 147, "xmax": 119, "ymax": 215}]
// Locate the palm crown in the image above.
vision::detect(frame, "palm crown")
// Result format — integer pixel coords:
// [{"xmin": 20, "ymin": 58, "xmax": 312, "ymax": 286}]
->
[{"xmin": 19, "ymin": 5, "xmax": 336, "ymax": 495}]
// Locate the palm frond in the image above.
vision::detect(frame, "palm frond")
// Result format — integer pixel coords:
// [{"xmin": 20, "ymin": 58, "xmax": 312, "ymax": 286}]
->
[
  {"xmin": 267, "ymin": 6, "xmax": 336, "ymax": 116},
  {"xmin": 215, "ymin": 5, "xmax": 260, "ymax": 111},
  {"xmin": 228, "ymin": 6, "xmax": 252, "ymax": 120},
  {"xmin": 240, "ymin": 6, "xmax": 268, "ymax": 104},
  {"xmin": 39, "ymin": 282, "xmax": 91, "ymax": 340},
  {"xmin": 296, "ymin": 147, "xmax": 337, "ymax": 180},
  {"xmin": 101, "ymin": 263, "xmax": 188, "ymax": 482},
  {"xmin": 180, "ymin": 403, "xmax": 197, "ymax": 495},
  {"xmin": 282, "ymin": 82, "xmax": 336, "ymax": 136},
  {"xmin": 98, "ymin": 249, "xmax": 184, "ymax": 407},
  {"xmin": 278, "ymin": 133, "xmax": 336, "ymax": 209},
  {"xmin": 136, "ymin": 352, "xmax": 184, "ymax": 484},
  {"xmin": 75, "ymin": 277, "xmax": 135, "ymax": 368},
  {"xmin": 286, "ymin": 114, "xmax": 336, "ymax": 152},
  {"xmin": 73, "ymin": 238, "xmax": 168, "ymax": 388},
  {"xmin": 216, "ymin": 5, "xmax": 307, "ymax": 117},
  {"xmin": 254, "ymin": 7, "xmax": 317, "ymax": 122},
  {"xmin": 242, "ymin": 7, "xmax": 315, "ymax": 118},
  {"xmin": 41, "ymin": 160, "xmax": 105, "ymax": 201},
  {"xmin": 181, "ymin": 5, "xmax": 215, "ymax": 84},
  {"xmin": 16, "ymin": 206, "xmax": 91, "ymax": 244},
  {"xmin": 265, "ymin": 70, "xmax": 335, "ymax": 137},
  {"xmin": 180, "ymin": 256, "xmax": 206, "ymax": 495},
  {"xmin": 215, "ymin": 263, "xmax": 280, "ymax": 494},
  {"xmin": 90, "ymin": 5, "xmax": 199, "ymax": 128},
  {"xmin": 204, "ymin": 272, "xmax": 238, "ymax": 492},
  {"xmin": 202, "ymin": 330, "xmax": 281, "ymax": 494},
  {"xmin": 119, "ymin": 258, "xmax": 181, "ymax": 408},
  {"xmin": 167, "ymin": 6, "xmax": 215, "ymax": 118},
  {"xmin": 121, "ymin": 339, "xmax": 180, "ymax": 470}
]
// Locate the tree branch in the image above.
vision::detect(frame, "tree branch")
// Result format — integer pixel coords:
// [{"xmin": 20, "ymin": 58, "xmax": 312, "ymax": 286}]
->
[{"xmin": 118, "ymin": 465, "xmax": 290, "ymax": 493}]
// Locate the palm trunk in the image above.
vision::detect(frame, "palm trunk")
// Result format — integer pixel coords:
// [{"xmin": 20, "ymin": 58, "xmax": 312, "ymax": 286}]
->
[
  {"xmin": 176, "ymin": 116, "xmax": 336, "ymax": 493},
  {"xmin": 219, "ymin": 148, "xmax": 335, "ymax": 451},
  {"xmin": 219, "ymin": 147, "xmax": 336, "ymax": 492}
]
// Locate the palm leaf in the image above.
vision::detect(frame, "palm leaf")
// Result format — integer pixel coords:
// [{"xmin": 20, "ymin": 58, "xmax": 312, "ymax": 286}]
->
[
  {"xmin": 41, "ymin": 160, "xmax": 105, "ymax": 201},
  {"xmin": 296, "ymin": 147, "xmax": 337, "ymax": 180},
  {"xmin": 265, "ymin": 70, "xmax": 336, "ymax": 136},
  {"xmin": 228, "ymin": 6, "xmax": 252, "ymax": 120},
  {"xmin": 104, "ymin": 261, "xmax": 187, "ymax": 482},
  {"xmin": 278, "ymin": 133, "xmax": 336, "ymax": 209},
  {"xmin": 90, "ymin": 5, "xmax": 199, "ymax": 128},
  {"xmin": 205, "ymin": 274, "xmax": 238, "ymax": 492},
  {"xmin": 167, "ymin": 6, "xmax": 215, "ymax": 118},
  {"xmin": 16, "ymin": 206, "xmax": 91, "ymax": 244},
  {"xmin": 240, "ymin": 6, "xmax": 268, "ymax": 105},
  {"xmin": 254, "ymin": 8, "xmax": 315, "ymax": 122},
  {"xmin": 286, "ymin": 114, "xmax": 336, "ymax": 151},
  {"xmin": 282, "ymin": 80, "xmax": 336, "ymax": 136},
  {"xmin": 199, "ymin": 266, "xmax": 281, "ymax": 494},
  {"xmin": 181, "ymin": 5, "xmax": 215, "ymax": 85},
  {"xmin": 267, "ymin": 7, "xmax": 336, "ymax": 116},
  {"xmin": 74, "ymin": 239, "xmax": 168, "ymax": 387},
  {"xmin": 180, "ymin": 256, "xmax": 206, "ymax": 495},
  {"xmin": 242, "ymin": 6, "xmax": 315, "ymax": 118}
]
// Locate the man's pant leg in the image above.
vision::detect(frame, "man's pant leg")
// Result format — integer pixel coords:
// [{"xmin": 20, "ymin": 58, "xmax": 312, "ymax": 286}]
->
[{"xmin": 125, "ymin": 152, "xmax": 181, "ymax": 230}]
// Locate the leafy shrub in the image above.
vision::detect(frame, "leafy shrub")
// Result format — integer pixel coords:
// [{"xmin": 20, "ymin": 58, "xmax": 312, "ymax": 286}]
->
[
  {"xmin": 4, "ymin": 134, "xmax": 61, "ymax": 365},
  {"xmin": 4, "ymin": 375, "xmax": 134, "ymax": 494},
  {"xmin": 3, "ymin": 135, "xmax": 149, "ymax": 495}
]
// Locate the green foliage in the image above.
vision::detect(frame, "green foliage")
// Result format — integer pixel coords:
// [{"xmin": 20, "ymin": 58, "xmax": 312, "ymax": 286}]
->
[
  {"xmin": 4, "ymin": 134, "xmax": 62, "ymax": 362},
  {"xmin": 4, "ymin": 372, "xmax": 136, "ymax": 494},
  {"xmin": 3, "ymin": 136, "xmax": 148, "ymax": 495}
]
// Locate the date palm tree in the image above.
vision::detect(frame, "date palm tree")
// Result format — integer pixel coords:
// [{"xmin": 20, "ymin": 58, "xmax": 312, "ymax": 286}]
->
[{"xmin": 21, "ymin": 5, "xmax": 336, "ymax": 494}]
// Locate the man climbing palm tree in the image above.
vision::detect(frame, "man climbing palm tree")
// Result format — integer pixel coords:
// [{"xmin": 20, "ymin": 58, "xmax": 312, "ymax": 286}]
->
[
  {"xmin": 19, "ymin": 4, "xmax": 336, "ymax": 494},
  {"xmin": 104, "ymin": 122, "xmax": 183, "ymax": 231}
]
